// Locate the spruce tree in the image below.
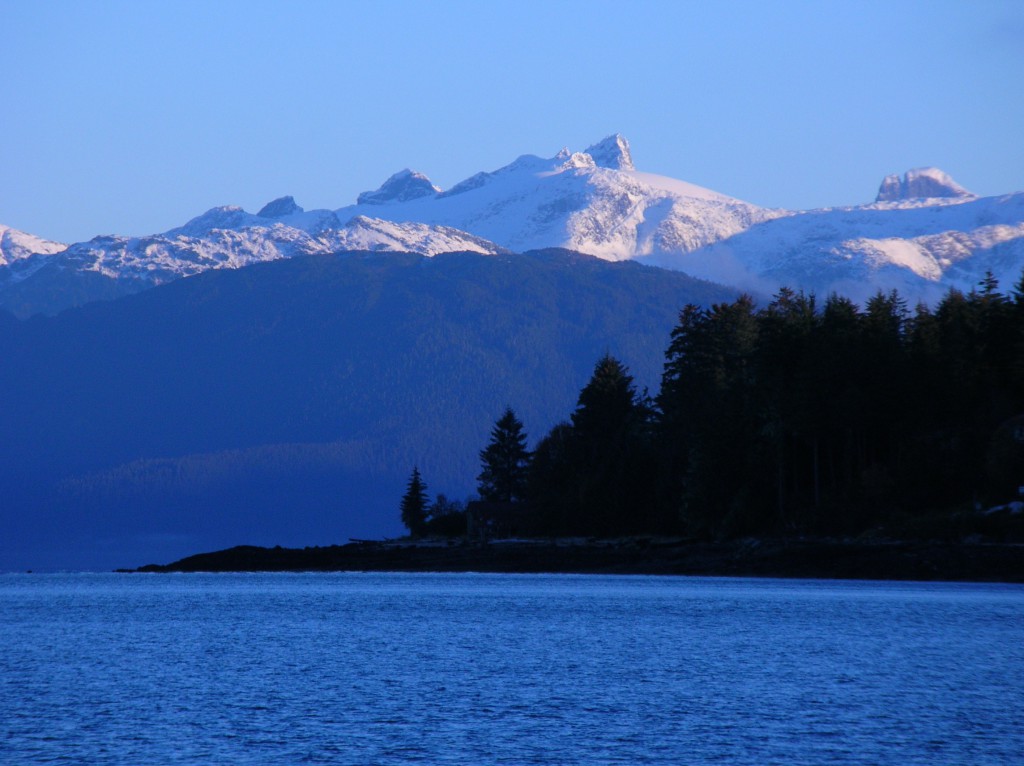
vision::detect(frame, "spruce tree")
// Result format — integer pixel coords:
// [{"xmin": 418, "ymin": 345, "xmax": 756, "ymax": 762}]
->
[
  {"xmin": 572, "ymin": 355, "xmax": 644, "ymax": 439},
  {"xmin": 477, "ymin": 408, "xmax": 531, "ymax": 503},
  {"xmin": 569, "ymin": 354, "xmax": 655, "ymax": 535},
  {"xmin": 400, "ymin": 467, "xmax": 429, "ymax": 537}
]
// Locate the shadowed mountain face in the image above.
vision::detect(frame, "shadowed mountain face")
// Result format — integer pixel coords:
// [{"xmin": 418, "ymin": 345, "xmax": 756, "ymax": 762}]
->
[{"xmin": 0, "ymin": 249, "xmax": 736, "ymax": 571}]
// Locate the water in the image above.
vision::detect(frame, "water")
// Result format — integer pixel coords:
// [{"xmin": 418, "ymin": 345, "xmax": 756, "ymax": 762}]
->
[{"xmin": 2, "ymin": 573, "xmax": 1022, "ymax": 765}]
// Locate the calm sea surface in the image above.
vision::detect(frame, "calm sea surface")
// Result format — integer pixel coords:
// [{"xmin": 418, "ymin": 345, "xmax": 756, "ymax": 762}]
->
[{"xmin": 2, "ymin": 573, "xmax": 1022, "ymax": 765}]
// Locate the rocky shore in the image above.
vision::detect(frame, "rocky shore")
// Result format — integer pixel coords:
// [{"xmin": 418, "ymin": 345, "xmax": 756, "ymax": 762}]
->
[{"xmin": 128, "ymin": 537, "xmax": 1024, "ymax": 582}]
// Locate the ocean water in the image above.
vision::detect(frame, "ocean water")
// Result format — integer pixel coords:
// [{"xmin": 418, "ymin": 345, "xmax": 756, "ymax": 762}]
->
[{"xmin": 2, "ymin": 573, "xmax": 1022, "ymax": 765}]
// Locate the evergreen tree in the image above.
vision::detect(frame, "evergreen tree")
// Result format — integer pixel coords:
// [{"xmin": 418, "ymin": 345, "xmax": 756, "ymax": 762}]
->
[
  {"xmin": 819, "ymin": 293, "xmax": 868, "ymax": 507},
  {"xmin": 526, "ymin": 422, "xmax": 576, "ymax": 534},
  {"xmin": 400, "ymin": 466, "xmax": 429, "ymax": 537},
  {"xmin": 980, "ymin": 270, "xmax": 1000, "ymax": 298},
  {"xmin": 570, "ymin": 354, "xmax": 655, "ymax": 535},
  {"xmin": 1012, "ymin": 269, "xmax": 1024, "ymax": 392},
  {"xmin": 572, "ymin": 355, "xmax": 647, "ymax": 438},
  {"xmin": 659, "ymin": 296, "xmax": 761, "ymax": 535},
  {"xmin": 477, "ymin": 408, "xmax": 531, "ymax": 503},
  {"xmin": 756, "ymin": 288, "xmax": 821, "ymax": 525}
]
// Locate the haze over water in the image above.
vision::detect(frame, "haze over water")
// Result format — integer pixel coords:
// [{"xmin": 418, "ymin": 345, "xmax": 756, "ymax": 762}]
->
[{"xmin": 3, "ymin": 573, "xmax": 1022, "ymax": 765}]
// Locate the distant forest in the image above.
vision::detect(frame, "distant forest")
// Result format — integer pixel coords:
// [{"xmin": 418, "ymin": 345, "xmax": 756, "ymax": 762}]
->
[{"xmin": 428, "ymin": 273, "xmax": 1024, "ymax": 541}]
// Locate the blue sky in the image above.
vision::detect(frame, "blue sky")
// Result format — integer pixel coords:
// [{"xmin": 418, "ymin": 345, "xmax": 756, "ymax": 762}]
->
[{"xmin": 3, "ymin": 0, "xmax": 1022, "ymax": 243}]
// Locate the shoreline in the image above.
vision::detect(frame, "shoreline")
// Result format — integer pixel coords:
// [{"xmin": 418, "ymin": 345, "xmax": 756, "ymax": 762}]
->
[{"xmin": 127, "ymin": 537, "xmax": 1024, "ymax": 583}]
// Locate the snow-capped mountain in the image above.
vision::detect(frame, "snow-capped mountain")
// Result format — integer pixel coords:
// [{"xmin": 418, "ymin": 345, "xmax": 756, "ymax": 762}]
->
[
  {"xmin": 1, "ymin": 136, "xmax": 1022, "ymax": 316},
  {"xmin": 650, "ymin": 170, "xmax": 1024, "ymax": 303},
  {"xmin": 333, "ymin": 149, "xmax": 1022, "ymax": 302},
  {"xmin": 50, "ymin": 208, "xmax": 505, "ymax": 284},
  {"xmin": 0, "ymin": 224, "xmax": 65, "ymax": 266},
  {"xmin": 327, "ymin": 134, "xmax": 783, "ymax": 259},
  {"xmin": 0, "ymin": 204, "xmax": 506, "ymax": 315}
]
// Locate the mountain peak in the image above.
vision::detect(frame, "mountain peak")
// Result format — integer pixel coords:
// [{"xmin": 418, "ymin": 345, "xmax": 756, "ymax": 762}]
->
[
  {"xmin": 257, "ymin": 196, "xmax": 303, "ymax": 218},
  {"xmin": 559, "ymin": 152, "xmax": 597, "ymax": 171},
  {"xmin": 584, "ymin": 134, "xmax": 634, "ymax": 171},
  {"xmin": 0, "ymin": 224, "xmax": 66, "ymax": 266},
  {"xmin": 165, "ymin": 205, "xmax": 263, "ymax": 239},
  {"xmin": 357, "ymin": 169, "xmax": 441, "ymax": 205},
  {"xmin": 875, "ymin": 167, "xmax": 974, "ymax": 202}
]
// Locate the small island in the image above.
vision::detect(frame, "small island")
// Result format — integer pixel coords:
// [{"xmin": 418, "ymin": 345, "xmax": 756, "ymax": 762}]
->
[{"xmin": 129, "ymin": 536, "xmax": 1024, "ymax": 582}]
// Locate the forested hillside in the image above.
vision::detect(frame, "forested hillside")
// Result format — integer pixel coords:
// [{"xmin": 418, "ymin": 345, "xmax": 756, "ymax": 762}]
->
[
  {"xmin": 500, "ymin": 274, "xmax": 1024, "ymax": 540},
  {"xmin": 0, "ymin": 249, "xmax": 735, "ymax": 570}
]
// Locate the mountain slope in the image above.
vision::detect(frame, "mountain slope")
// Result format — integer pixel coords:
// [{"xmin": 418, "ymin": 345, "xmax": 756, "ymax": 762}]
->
[
  {"xmin": 342, "ymin": 151, "xmax": 1023, "ymax": 302},
  {"xmin": 327, "ymin": 135, "xmax": 782, "ymax": 259},
  {"xmin": 0, "ymin": 224, "xmax": 65, "ymax": 266},
  {"xmin": 2, "ymin": 136, "xmax": 1022, "ymax": 314},
  {"xmin": 0, "ymin": 211, "xmax": 507, "ymax": 317},
  {"xmin": 0, "ymin": 249, "xmax": 736, "ymax": 571},
  {"xmin": 649, "ymin": 188, "xmax": 1024, "ymax": 303},
  {"xmin": 0, "ymin": 135, "xmax": 780, "ymax": 316}
]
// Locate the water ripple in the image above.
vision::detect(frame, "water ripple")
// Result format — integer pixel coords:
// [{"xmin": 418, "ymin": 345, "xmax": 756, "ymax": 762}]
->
[{"xmin": 1, "ymin": 573, "xmax": 1022, "ymax": 765}]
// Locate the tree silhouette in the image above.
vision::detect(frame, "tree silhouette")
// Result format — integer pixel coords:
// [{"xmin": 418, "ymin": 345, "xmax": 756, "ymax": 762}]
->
[
  {"xmin": 477, "ymin": 408, "xmax": 531, "ymax": 503},
  {"xmin": 400, "ymin": 466, "xmax": 429, "ymax": 537},
  {"xmin": 569, "ymin": 354, "xmax": 655, "ymax": 534},
  {"xmin": 480, "ymin": 281, "xmax": 1024, "ymax": 541}
]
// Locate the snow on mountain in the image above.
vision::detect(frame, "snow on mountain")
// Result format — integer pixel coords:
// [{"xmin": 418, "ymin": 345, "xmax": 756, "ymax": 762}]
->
[
  {"xmin": 2, "ymin": 138, "xmax": 1022, "ymax": 316},
  {"xmin": 330, "ymin": 133, "xmax": 783, "ymax": 260},
  {"xmin": 875, "ymin": 167, "xmax": 975, "ymax": 203},
  {"xmin": 331, "ymin": 152, "xmax": 1020, "ymax": 302},
  {"xmin": 50, "ymin": 224, "xmax": 328, "ymax": 283},
  {"xmin": 323, "ymin": 217, "xmax": 508, "ymax": 256},
  {"xmin": 13, "ymin": 213, "xmax": 505, "ymax": 286},
  {"xmin": 649, "ymin": 182, "xmax": 1024, "ymax": 303},
  {"xmin": 327, "ymin": 152, "xmax": 1020, "ymax": 301},
  {"xmin": 584, "ymin": 134, "xmax": 635, "ymax": 170},
  {"xmin": 0, "ymin": 207, "xmax": 506, "ymax": 315},
  {"xmin": 0, "ymin": 224, "xmax": 65, "ymax": 266},
  {"xmin": 356, "ymin": 169, "xmax": 441, "ymax": 205}
]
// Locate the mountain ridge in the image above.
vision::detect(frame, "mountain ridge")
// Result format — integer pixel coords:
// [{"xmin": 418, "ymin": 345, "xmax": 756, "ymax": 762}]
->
[{"xmin": 1, "ymin": 135, "xmax": 1022, "ymax": 316}]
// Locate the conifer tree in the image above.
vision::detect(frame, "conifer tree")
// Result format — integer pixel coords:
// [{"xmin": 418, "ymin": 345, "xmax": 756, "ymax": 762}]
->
[
  {"xmin": 570, "ymin": 354, "xmax": 655, "ymax": 535},
  {"xmin": 477, "ymin": 408, "xmax": 531, "ymax": 503},
  {"xmin": 572, "ymin": 355, "xmax": 644, "ymax": 439},
  {"xmin": 400, "ymin": 466, "xmax": 429, "ymax": 537}
]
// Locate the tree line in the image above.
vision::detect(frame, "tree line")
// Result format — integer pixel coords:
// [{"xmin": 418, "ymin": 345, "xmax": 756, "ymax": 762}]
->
[{"xmin": 403, "ymin": 274, "xmax": 1024, "ymax": 540}]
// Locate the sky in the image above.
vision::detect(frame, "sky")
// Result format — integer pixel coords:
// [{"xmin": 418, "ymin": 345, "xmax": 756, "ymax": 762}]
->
[{"xmin": 2, "ymin": 0, "xmax": 1023, "ymax": 244}]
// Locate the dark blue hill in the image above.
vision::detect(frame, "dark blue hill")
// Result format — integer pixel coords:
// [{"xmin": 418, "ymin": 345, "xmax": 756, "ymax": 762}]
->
[{"xmin": 0, "ymin": 249, "xmax": 737, "ymax": 570}]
